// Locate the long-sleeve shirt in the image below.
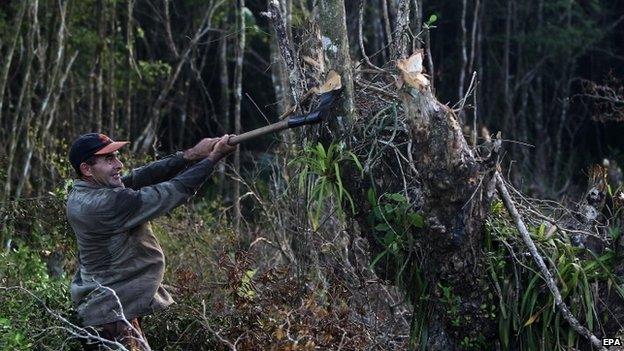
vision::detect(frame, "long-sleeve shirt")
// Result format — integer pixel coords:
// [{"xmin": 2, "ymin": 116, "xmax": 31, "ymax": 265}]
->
[{"xmin": 66, "ymin": 153, "xmax": 214, "ymax": 326}]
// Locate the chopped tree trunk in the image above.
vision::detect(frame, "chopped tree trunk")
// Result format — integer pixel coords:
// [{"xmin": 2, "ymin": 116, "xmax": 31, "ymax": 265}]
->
[{"xmin": 397, "ymin": 51, "xmax": 495, "ymax": 349}]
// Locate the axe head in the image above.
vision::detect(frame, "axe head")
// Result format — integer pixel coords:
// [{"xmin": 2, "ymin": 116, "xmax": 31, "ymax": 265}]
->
[{"xmin": 287, "ymin": 88, "xmax": 343, "ymax": 128}]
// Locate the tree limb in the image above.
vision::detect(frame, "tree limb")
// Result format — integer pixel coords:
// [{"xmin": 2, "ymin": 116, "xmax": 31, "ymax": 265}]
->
[{"xmin": 495, "ymin": 172, "xmax": 606, "ymax": 351}]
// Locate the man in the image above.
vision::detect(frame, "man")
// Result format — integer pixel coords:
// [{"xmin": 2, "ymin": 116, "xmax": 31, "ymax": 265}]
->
[{"xmin": 66, "ymin": 133, "xmax": 236, "ymax": 350}]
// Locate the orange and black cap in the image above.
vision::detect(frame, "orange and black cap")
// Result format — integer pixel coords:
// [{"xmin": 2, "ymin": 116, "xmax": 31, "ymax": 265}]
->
[{"xmin": 69, "ymin": 133, "xmax": 129, "ymax": 172}]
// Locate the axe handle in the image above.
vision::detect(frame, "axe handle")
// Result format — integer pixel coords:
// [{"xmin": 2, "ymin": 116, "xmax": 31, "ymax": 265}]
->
[{"xmin": 227, "ymin": 119, "xmax": 290, "ymax": 145}]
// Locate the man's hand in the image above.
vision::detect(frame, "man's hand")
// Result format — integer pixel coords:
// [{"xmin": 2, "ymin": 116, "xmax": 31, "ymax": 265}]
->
[
  {"xmin": 207, "ymin": 134, "xmax": 237, "ymax": 162},
  {"xmin": 183, "ymin": 137, "xmax": 219, "ymax": 161}
]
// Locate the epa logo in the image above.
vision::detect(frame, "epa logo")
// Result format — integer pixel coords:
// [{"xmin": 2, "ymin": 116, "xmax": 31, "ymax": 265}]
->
[{"xmin": 603, "ymin": 337, "xmax": 622, "ymax": 346}]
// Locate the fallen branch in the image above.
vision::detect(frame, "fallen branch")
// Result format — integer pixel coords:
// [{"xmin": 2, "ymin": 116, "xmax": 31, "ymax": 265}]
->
[
  {"xmin": 494, "ymin": 172, "xmax": 606, "ymax": 351},
  {"xmin": 0, "ymin": 286, "xmax": 130, "ymax": 351}
]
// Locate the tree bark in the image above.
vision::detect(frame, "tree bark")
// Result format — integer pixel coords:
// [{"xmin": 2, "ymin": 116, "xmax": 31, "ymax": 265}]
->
[
  {"xmin": 266, "ymin": 0, "xmax": 304, "ymax": 105},
  {"xmin": 391, "ymin": 0, "xmax": 411, "ymax": 60},
  {"xmin": 318, "ymin": 0, "xmax": 356, "ymax": 125}
]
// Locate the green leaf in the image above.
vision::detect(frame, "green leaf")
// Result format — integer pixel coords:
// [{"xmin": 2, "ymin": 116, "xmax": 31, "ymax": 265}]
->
[
  {"xmin": 408, "ymin": 213, "xmax": 425, "ymax": 228},
  {"xmin": 370, "ymin": 250, "xmax": 388, "ymax": 268},
  {"xmin": 367, "ymin": 188, "xmax": 377, "ymax": 206},
  {"xmin": 426, "ymin": 14, "xmax": 438, "ymax": 26},
  {"xmin": 375, "ymin": 223, "xmax": 390, "ymax": 232},
  {"xmin": 387, "ymin": 193, "xmax": 407, "ymax": 203}
]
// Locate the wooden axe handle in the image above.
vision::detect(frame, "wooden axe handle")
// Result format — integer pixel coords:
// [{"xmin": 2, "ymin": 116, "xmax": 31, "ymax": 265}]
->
[{"xmin": 227, "ymin": 119, "xmax": 289, "ymax": 145}]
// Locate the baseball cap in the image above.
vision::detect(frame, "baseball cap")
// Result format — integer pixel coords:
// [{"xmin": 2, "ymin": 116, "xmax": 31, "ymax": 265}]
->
[{"xmin": 69, "ymin": 133, "xmax": 129, "ymax": 172}]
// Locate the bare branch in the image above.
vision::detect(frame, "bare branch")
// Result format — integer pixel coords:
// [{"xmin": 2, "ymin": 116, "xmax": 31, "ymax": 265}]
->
[{"xmin": 495, "ymin": 172, "xmax": 606, "ymax": 351}]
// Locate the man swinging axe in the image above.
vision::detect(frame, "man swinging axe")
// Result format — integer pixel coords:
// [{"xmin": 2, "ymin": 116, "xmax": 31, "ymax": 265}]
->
[
  {"xmin": 67, "ymin": 133, "xmax": 236, "ymax": 350},
  {"xmin": 66, "ymin": 78, "xmax": 341, "ymax": 350}
]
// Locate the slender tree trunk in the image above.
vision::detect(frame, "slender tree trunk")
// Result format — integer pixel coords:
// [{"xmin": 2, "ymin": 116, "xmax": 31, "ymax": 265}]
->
[
  {"xmin": 381, "ymin": 0, "xmax": 393, "ymax": 59},
  {"xmin": 219, "ymin": 34, "xmax": 231, "ymax": 199},
  {"xmin": 233, "ymin": 0, "xmax": 246, "ymax": 232},
  {"xmin": 502, "ymin": 0, "xmax": 513, "ymax": 134},
  {"xmin": 0, "ymin": 1, "xmax": 27, "ymax": 130},
  {"xmin": 391, "ymin": 0, "xmax": 411, "ymax": 60},
  {"xmin": 95, "ymin": 0, "xmax": 105, "ymax": 131},
  {"xmin": 458, "ymin": 0, "xmax": 468, "ymax": 102},
  {"xmin": 373, "ymin": 0, "xmax": 387, "ymax": 64},
  {"xmin": 318, "ymin": 0, "xmax": 356, "ymax": 126},
  {"xmin": 125, "ymin": 0, "xmax": 135, "ymax": 139},
  {"xmin": 16, "ymin": 0, "xmax": 71, "ymax": 199},
  {"xmin": 133, "ymin": 4, "xmax": 216, "ymax": 154},
  {"xmin": 108, "ymin": 2, "xmax": 117, "ymax": 136},
  {"xmin": 412, "ymin": 0, "xmax": 423, "ymax": 50},
  {"xmin": 4, "ymin": 1, "xmax": 38, "ymax": 200},
  {"xmin": 266, "ymin": 0, "xmax": 304, "ymax": 104}
]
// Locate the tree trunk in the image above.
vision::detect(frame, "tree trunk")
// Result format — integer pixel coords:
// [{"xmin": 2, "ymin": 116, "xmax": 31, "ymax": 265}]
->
[
  {"xmin": 396, "ymin": 52, "xmax": 496, "ymax": 349},
  {"xmin": 266, "ymin": 0, "xmax": 304, "ymax": 105},
  {"xmin": 218, "ymin": 33, "xmax": 231, "ymax": 199},
  {"xmin": 0, "ymin": 1, "xmax": 27, "ymax": 131},
  {"xmin": 124, "ymin": 0, "xmax": 135, "ymax": 139},
  {"xmin": 233, "ymin": 0, "xmax": 246, "ymax": 232},
  {"xmin": 391, "ymin": 0, "xmax": 411, "ymax": 60},
  {"xmin": 318, "ymin": 0, "xmax": 356, "ymax": 126}
]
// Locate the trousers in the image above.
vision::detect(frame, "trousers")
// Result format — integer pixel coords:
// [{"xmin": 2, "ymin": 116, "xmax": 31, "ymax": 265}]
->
[{"xmin": 82, "ymin": 317, "xmax": 150, "ymax": 351}]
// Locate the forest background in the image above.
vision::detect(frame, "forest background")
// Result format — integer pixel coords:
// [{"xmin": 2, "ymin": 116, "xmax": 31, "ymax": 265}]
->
[{"xmin": 1, "ymin": 0, "xmax": 624, "ymax": 350}]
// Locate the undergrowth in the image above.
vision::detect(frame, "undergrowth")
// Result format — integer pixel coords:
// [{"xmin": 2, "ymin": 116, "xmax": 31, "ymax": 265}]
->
[
  {"xmin": 485, "ymin": 199, "xmax": 624, "ymax": 350},
  {"xmin": 1, "ymin": 151, "xmax": 623, "ymax": 350}
]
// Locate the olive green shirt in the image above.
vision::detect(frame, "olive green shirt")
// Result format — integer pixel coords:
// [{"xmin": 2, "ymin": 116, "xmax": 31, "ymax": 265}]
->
[{"xmin": 67, "ymin": 153, "xmax": 214, "ymax": 326}]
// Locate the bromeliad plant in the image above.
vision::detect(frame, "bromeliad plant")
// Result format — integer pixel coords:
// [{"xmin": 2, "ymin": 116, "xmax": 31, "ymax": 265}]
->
[{"xmin": 291, "ymin": 142, "xmax": 362, "ymax": 229}]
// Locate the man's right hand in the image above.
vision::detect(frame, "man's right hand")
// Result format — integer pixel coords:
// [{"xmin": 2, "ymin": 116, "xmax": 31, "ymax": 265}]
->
[
  {"xmin": 183, "ymin": 137, "xmax": 219, "ymax": 161},
  {"xmin": 207, "ymin": 134, "xmax": 237, "ymax": 162}
]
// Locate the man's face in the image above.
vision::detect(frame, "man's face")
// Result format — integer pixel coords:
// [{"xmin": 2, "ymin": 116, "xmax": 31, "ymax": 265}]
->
[{"xmin": 82, "ymin": 152, "xmax": 124, "ymax": 188}]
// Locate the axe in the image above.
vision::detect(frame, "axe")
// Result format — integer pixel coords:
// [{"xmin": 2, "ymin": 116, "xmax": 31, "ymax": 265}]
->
[{"xmin": 227, "ymin": 71, "xmax": 342, "ymax": 145}]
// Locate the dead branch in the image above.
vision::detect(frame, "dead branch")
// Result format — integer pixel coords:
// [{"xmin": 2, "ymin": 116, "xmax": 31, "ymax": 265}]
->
[
  {"xmin": 0, "ymin": 286, "xmax": 130, "ymax": 351},
  {"xmin": 495, "ymin": 172, "xmax": 606, "ymax": 351},
  {"xmin": 357, "ymin": 0, "xmax": 386, "ymax": 72}
]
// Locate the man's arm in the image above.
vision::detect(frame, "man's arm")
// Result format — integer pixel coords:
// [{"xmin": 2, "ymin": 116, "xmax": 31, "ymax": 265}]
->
[
  {"xmin": 105, "ymin": 136, "xmax": 236, "ymax": 232},
  {"xmin": 122, "ymin": 137, "xmax": 220, "ymax": 190}
]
